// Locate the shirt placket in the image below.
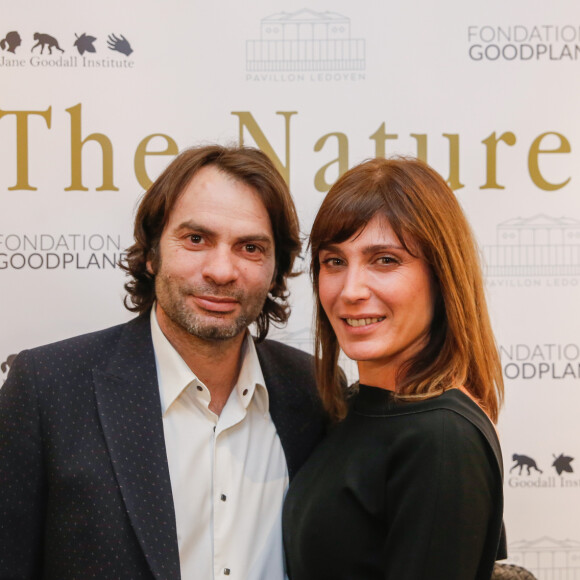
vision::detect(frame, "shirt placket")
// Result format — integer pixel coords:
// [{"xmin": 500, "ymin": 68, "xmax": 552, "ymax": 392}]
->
[{"xmin": 212, "ymin": 392, "xmax": 247, "ymax": 579}]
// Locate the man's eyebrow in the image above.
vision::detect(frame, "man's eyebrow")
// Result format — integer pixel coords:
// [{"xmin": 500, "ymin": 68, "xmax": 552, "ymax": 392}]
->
[
  {"xmin": 174, "ymin": 221, "xmax": 273, "ymax": 244},
  {"xmin": 173, "ymin": 221, "xmax": 215, "ymax": 236},
  {"xmin": 239, "ymin": 234, "xmax": 274, "ymax": 244}
]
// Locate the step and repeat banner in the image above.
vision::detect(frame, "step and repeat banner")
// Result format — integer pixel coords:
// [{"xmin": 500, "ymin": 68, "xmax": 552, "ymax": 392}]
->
[{"xmin": 2, "ymin": 1, "xmax": 580, "ymax": 576}]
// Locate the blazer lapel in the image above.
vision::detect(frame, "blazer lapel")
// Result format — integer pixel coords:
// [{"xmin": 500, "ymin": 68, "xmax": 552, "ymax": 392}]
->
[
  {"xmin": 93, "ymin": 314, "xmax": 181, "ymax": 580},
  {"xmin": 256, "ymin": 339, "xmax": 325, "ymax": 481}
]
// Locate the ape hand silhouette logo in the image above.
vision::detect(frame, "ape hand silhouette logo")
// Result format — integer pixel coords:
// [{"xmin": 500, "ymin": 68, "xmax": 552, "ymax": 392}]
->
[{"xmin": 107, "ymin": 34, "xmax": 133, "ymax": 56}]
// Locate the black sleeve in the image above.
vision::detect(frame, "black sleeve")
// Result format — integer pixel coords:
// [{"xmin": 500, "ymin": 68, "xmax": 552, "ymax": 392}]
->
[
  {"xmin": 382, "ymin": 411, "xmax": 497, "ymax": 580},
  {"xmin": 0, "ymin": 351, "xmax": 46, "ymax": 579}
]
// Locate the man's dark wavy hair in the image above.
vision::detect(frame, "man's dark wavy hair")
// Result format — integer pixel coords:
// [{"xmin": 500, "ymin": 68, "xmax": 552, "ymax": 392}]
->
[{"xmin": 121, "ymin": 145, "xmax": 301, "ymax": 341}]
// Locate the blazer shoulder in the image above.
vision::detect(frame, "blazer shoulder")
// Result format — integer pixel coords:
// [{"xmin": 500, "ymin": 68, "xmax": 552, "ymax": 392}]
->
[
  {"xmin": 13, "ymin": 314, "xmax": 148, "ymax": 372},
  {"xmin": 256, "ymin": 338, "xmax": 314, "ymax": 363},
  {"xmin": 256, "ymin": 338, "xmax": 315, "ymax": 377}
]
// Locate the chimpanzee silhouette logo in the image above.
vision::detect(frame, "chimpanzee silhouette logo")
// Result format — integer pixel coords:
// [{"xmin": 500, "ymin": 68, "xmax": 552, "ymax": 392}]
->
[
  {"xmin": 510, "ymin": 454, "xmax": 543, "ymax": 475},
  {"xmin": 1, "ymin": 354, "xmax": 17, "ymax": 386},
  {"xmin": 31, "ymin": 33, "xmax": 64, "ymax": 54}
]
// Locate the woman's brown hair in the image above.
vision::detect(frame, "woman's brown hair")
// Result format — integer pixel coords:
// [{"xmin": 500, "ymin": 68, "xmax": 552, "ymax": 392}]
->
[
  {"xmin": 310, "ymin": 157, "xmax": 503, "ymax": 422},
  {"xmin": 122, "ymin": 145, "xmax": 301, "ymax": 341}
]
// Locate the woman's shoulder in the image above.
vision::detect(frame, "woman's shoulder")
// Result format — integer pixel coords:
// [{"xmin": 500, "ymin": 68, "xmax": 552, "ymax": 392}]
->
[{"xmin": 353, "ymin": 386, "xmax": 502, "ymax": 469}]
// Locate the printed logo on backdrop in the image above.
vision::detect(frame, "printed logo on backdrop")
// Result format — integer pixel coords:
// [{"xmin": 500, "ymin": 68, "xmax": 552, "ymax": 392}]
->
[
  {"xmin": 485, "ymin": 215, "xmax": 580, "ymax": 378},
  {"xmin": 467, "ymin": 24, "xmax": 580, "ymax": 61},
  {"xmin": 507, "ymin": 537, "xmax": 580, "ymax": 579},
  {"xmin": 484, "ymin": 214, "xmax": 580, "ymax": 288},
  {"xmin": 0, "ymin": 354, "xmax": 17, "ymax": 388},
  {"xmin": 509, "ymin": 451, "xmax": 579, "ymax": 489},
  {"xmin": 499, "ymin": 342, "xmax": 580, "ymax": 382},
  {"xmin": 0, "ymin": 29, "xmax": 134, "ymax": 69},
  {"xmin": 0, "ymin": 233, "xmax": 128, "ymax": 271},
  {"xmin": 246, "ymin": 9, "xmax": 365, "ymax": 83}
]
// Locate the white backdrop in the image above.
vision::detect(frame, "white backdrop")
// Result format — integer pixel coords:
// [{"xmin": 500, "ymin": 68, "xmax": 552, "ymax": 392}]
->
[{"xmin": 2, "ymin": 1, "xmax": 580, "ymax": 576}]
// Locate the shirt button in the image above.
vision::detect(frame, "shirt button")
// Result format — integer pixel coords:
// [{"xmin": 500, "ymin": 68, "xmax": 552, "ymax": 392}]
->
[
  {"xmin": 224, "ymin": 568, "xmax": 231, "ymax": 575},
  {"xmin": 197, "ymin": 385, "xmax": 203, "ymax": 391},
  {"xmin": 242, "ymin": 388, "xmax": 248, "ymax": 396},
  {"xmin": 220, "ymin": 494, "xmax": 227, "ymax": 501}
]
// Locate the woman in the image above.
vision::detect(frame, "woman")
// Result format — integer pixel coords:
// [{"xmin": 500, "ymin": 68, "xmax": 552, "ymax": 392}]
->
[{"xmin": 283, "ymin": 157, "xmax": 506, "ymax": 580}]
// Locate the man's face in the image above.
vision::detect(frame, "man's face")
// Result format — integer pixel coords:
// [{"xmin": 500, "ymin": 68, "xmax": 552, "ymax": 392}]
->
[{"xmin": 149, "ymin": 165, "xmax": 276, "ymax": 344}]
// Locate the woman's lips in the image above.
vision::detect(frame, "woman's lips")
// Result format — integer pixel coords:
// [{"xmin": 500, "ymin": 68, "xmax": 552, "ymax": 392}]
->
[{"xmin": 344, "ymin": 316, "xmax": 385, "ymax": 327}]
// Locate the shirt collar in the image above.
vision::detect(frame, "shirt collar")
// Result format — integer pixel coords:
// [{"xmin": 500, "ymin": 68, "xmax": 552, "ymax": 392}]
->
[{"xmin": 150, "ymin": 306, "xmax": 269, "ymax": 417}]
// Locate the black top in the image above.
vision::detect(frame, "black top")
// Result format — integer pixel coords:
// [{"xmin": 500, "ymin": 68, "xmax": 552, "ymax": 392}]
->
[{"xmin": 283, "ymin": 386, "xmax": 506, "ymax": 580}]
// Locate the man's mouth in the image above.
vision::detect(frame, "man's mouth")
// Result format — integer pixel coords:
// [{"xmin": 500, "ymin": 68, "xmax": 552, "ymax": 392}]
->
[{"xmin": 193, "ymin": 295, "xmax": 239, "ymax": 312}]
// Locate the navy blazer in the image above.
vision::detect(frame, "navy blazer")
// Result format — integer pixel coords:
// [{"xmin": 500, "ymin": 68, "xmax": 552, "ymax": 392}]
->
[{"xmin": 0, "ymin": 314, "xmax": 325, "ymax": 580}]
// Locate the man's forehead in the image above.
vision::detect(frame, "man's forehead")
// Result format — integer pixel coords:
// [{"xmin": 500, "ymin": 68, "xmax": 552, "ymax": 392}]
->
[{"xmin": 164, "ymin": 168, "xmax": 274, "ymax": 239}]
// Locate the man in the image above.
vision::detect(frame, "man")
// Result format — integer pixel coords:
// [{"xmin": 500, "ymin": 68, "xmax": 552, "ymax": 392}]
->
[{"xmin": 0, "ymin": 146, "xmax": 325, "ymax": 580}]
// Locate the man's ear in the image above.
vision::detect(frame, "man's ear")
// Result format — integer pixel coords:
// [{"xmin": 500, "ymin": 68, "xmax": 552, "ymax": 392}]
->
[
  {"xmin": 146, "ymin": 247, "xmax": 159, "ymax": 276},
  {"xmin": 146, "ymin": 250, "xmax": 157, "ymax": 276}
]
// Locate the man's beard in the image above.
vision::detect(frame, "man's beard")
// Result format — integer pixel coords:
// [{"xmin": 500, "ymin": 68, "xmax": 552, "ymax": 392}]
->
[{"xmin": 155, "ymin": 274, "xmax": 268, "ymax": 341}]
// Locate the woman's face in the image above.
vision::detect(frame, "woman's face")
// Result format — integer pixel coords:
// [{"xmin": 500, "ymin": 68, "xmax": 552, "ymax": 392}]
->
[{"xmin": 318, "ymin": 214, "xmax": 435, "ymax": 390}]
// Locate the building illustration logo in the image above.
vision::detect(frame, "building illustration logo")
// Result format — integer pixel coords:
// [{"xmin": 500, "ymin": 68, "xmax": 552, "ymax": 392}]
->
[
  {"xmin": 483, "ymin": 214, "xmax": 580, "ymax": 277},
  {"xmin": 246, "ymin": 9, "xmax": 365, "ymax": 73},
  {"xmin": 508, "ymin": 537, "xmax": 580, "ymax": 579}
]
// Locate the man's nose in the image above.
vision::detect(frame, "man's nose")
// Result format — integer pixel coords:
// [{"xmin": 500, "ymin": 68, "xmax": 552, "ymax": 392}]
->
[{"xmin": 201, "ymin": 246, "xmax": 239, "ymax": 285}]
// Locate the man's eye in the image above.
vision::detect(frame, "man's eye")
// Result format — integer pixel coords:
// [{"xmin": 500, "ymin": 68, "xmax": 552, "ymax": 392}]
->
[
  {"xmin": 189, "ymin": 234, "xmax": 203, "ymax": 244},
  {"xmin": 245, "ymin": 244, "xmax": 258, "ymax": 253}
]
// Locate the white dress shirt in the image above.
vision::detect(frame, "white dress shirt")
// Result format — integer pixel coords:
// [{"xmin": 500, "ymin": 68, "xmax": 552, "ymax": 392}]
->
[{"xmin": 150, "ymin": 309, "xmax": 289, "ymax": 580}]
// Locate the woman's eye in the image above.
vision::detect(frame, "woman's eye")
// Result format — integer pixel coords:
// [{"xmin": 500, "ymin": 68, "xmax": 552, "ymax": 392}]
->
[{"xmin": 378, "ymin": 256, "xmax": 397, "ymax": 265}]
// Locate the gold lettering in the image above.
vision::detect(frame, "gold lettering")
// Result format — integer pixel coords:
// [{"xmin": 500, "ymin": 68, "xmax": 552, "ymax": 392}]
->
[
  {"xmin": 314, "ymin": 132, "xmax": 349, "ymax": 192},
  {"xmin": 0, "ymin": 107, "xmax": 52, "ymax": 190},
  {"xmin": 442, "ymin": 133, "xmax": 464, "ymax": 191},
  {"xmin": 528, "ymin": 132, "xmax": 571, "ymax": 191},
  {"xmin": 65, "ymin": 103, "xmax": 118, "ymax": 191},
  {"xmin": 410, "ymin": 134, "xmax": 427, "ymax": 162},
  {"xmin": 480, "ymin": 131, "xmax": 517, "ymax": 190},
  {"xmin": 134, "ymin": 134, "xmax": 179, "ymax": 190},
  {"xmin": 370, "ymin": 123, "xmax": 398, "ymax": 158},
  {"xmin": 231, "ymin": 111, "xmax": 297, "ymax": 184}
]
